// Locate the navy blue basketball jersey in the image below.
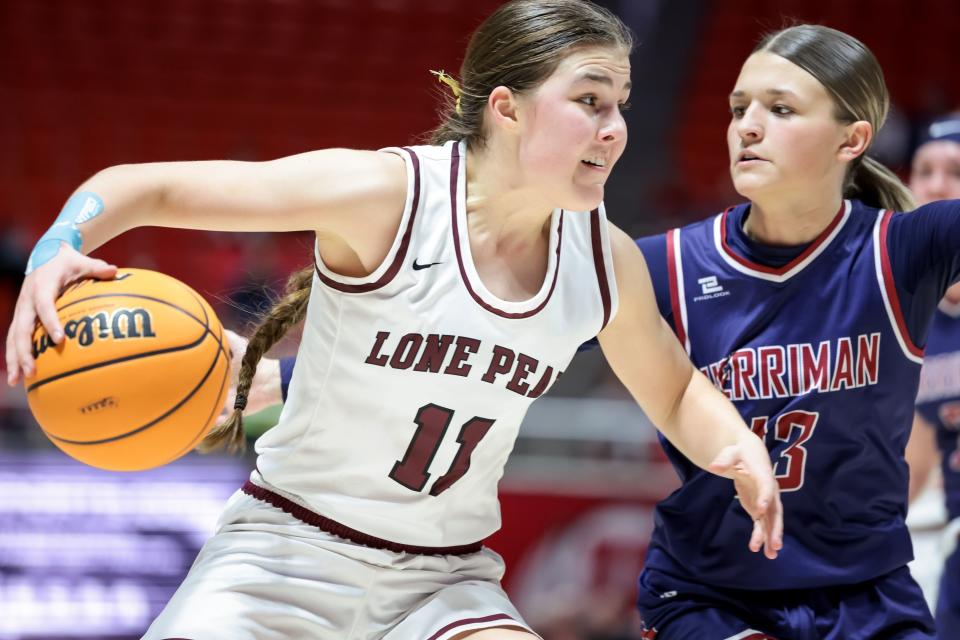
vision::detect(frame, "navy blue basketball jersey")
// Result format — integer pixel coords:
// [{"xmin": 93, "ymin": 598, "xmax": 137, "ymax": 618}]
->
[
  {"xmin": 915, "ymin": 302, "xmax": 960, "ymax": 523},
  {"xmin": 639, "ymin": 199, "xmax": 960, "ymax": 590}
]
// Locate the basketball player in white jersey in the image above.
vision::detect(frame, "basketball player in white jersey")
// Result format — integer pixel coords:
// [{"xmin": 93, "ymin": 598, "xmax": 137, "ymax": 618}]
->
[{"xmin": 6, "ymin": 2, "xmax": 783, "ymax": 638}]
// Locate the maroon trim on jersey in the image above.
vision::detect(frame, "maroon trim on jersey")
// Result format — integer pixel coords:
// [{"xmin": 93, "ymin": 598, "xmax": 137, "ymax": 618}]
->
[
  {"xmin": 878, "ymin": 210, "xmax": 924, "ymax": 358},
  {"xmin": 426, "ymin": 613, "xmax": 519, "ymax": 640},
  {"xmin": 665, "ymin": 229, "xmax": 688, "ymax": 347},
  {"xmin": 719, "ymin": 202, "xmax": 845, "ymax": 275},
  {"xmin": 590, "ymin": 209, "xmax": 613, "ymax": 330},
  {"xmin": 240, "ymin": 481, "xmax": 484, "ymax": 555},
  {"xmin": 449, "ymin": 143, "xmax": 563, "ymax": 319},
  {"xmin": 314, "ymin": 147, "xmax": 422, "ymax": 293}
]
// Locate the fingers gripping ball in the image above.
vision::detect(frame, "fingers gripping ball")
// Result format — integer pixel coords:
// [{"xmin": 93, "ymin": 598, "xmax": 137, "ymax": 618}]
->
[{"xmin": 25, "ymin": 269, "xmax": 231, "ymax": 471}]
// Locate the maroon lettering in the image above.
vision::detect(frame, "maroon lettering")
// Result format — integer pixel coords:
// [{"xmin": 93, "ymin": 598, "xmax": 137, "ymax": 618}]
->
[
  {"xmin": 430, "ymin": 417, "xmax": 495, "ymax": 496},
  {"xmin": 772, "ymin": 411, "xmax": 818, "ymax": 491},
  {"xmin": 800, "ymin": 341, "xmax": 831, "ymax": 393},
  {"xmin": 414, "ymin": 334, "xmax": 455, "ymax": 373},
  {"xmin": 390, "ymin": 404, "xmax": 498, "ymax": 496},
  {"xmin": 527, "ymin": 365, "xmax": 555, "ymax": 399},
  {"xmin": 699, "ymin": 335, "xmax": 878, "ymax": 401},
  {"xmin": 389, "ymin": 403, "xmax": 453, "ymax": 491},
  {"xmin": 710, "ymin": 359, "xmax": 731, "ymax": 398},
  {"xmin": 364, "ymin": 331, "xmax": 391, "ymax": 367},
  {"xmin": 758, "ymin": 346, "xmax": 788, "ymax": 398},
  {"xmin": 390, "ymin": 333, "xmax": 424, "ymax": 370},
  {"xmin": 506, "ymin": 354, "xmax": 539, "ymax": 395},
  {"xmin": 482, "ymin": 345, "xmax": 516, "ymax": 384},
  {"xmin": 750, "ymin": 411, "xmax": 820, "ymax": 492},
  {"xmin": 856, "ymin": 333, "xmax": 880, "ymax": 387},
  {"xmin": 787, "ymin": 344, "xmax": 802, "ymax": 396},
  {"xmin": 444, "ymin": 337, "xmax": 480, "ymax": 377},
  {"xmin": 830, "ymin": 337, "xmax": 855, "ymax": 390},
  {"xmin": 730, "ymin": 349, "xmax": 758, "ymax": 401}
]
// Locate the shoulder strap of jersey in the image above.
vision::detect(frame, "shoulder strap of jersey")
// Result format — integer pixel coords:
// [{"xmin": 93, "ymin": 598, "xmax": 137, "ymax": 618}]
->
[
  {"xmin": 312, "ymin": 146, "xmax": 423, "ymax": 294},
  {"xmin": 665, "ymin": 227, "xmax": 690, "ymax": 354},
  {"xmin": 873, "ymin": 209, "xmax": 924, "ymax": 363}
]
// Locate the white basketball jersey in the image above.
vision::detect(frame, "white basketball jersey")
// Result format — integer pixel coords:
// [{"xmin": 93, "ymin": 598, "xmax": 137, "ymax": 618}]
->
[{"xmin": 251, "ymin": 140, "xmax": 619, "ymax": 548}]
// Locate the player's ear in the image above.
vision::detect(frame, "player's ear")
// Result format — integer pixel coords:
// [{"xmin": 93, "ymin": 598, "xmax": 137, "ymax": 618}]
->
[
  {"xmin": 838, "ymin": 120, "xmax": 872, "ymax": 165},
  {"xmin": 488, "ymin": 86, "xmax": 520, "ymax": 133}
]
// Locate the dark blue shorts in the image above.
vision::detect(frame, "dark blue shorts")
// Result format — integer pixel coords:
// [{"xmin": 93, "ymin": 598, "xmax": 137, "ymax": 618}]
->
[
  {"xmin": 636, "ymin": 564, "xmax": 935, "ymax": 640},
  {"xmin": 936, "ymin": 546, "xmax": 960, "ymax": 640}
]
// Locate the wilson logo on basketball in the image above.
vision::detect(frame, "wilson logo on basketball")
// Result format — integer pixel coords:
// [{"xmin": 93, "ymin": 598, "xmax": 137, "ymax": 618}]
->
[{"xmin": 32, "ymin": 308, "xmax": 157, "ymax": 357}]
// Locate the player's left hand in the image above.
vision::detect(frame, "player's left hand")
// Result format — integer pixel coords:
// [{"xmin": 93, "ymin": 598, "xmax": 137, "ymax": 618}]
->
[{"xmin": 709, "ymin": 438, "xmax": 784, "ymax": 560}]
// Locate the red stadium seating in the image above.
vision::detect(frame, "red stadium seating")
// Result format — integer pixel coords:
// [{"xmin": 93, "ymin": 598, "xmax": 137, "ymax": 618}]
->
[{"xmin": 2, "ymin": 0, "xmax": 502, "ymax": 311}]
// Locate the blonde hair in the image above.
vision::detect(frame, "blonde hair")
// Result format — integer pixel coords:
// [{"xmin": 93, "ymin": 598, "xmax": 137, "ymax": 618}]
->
[{"xmin": 756, "ymin": 25, "xmax": 915, "ymax": 211}]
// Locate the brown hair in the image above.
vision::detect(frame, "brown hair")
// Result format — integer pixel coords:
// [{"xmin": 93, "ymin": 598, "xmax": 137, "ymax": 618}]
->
[
  {"xmin": 200, "ymin": 0, "xmax": 632, "ymax": 453},
  {"xmin": 754, "ymin": 24, "xmax": 915, "ymax": 211},
  {"xmin": 199, "ymin": 266, "xmax": 312, "ymax": 453},
  {"xmin": 430, "ymin": 0, "xmax": 633, "ymax": 149}
]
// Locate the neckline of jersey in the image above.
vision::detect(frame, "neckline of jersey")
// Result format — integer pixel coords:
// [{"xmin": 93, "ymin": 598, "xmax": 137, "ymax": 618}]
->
[
  {"xmin": 449, "ymin": 140, "xmax": 564, "ymax": 316},
  {"xmin": 715, "ymin": 200, "xmax": 851, "ymax": 282}
]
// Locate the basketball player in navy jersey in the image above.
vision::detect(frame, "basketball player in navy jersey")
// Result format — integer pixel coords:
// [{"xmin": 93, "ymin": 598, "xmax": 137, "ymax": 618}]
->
[
  {"xmin": 4, "ymin": 2, "xmax": 782, "ymax": 638},
  {"xmin": 905, "ymin": 116, "xmax": 960, "ymax": 640},
  {"xmin": 630, "ymin": 25, "xmax": 960, "ymax": 640}
]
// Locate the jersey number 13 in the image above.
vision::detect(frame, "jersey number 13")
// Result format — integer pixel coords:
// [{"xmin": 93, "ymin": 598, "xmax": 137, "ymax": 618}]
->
[{"xmin": 749, "ymin": 410, "xmax": 820, "ymax": 492}]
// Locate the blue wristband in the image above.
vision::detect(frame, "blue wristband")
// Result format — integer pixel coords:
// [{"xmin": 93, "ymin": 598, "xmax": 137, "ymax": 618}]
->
[{"xmin": 26, "ymin": 192, "xmax": 104, "ymax": 274}]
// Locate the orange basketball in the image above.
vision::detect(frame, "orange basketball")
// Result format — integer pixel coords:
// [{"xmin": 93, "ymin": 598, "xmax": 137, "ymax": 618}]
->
[{"xmin": 25, "ymin": 268, "xmax": 231, "ymax": 471}]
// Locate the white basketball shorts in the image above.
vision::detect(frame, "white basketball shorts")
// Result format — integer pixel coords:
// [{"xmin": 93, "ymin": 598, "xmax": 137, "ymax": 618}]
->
[{"xmin": 141, "ymin": 489, "xmax": 538, "ymax": 640}]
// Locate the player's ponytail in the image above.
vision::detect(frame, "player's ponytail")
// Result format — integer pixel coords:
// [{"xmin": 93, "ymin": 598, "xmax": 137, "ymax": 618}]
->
[
  {"xmin": 756, "ymin": 25, "xmax": 914, "ymax": 212},
  {"xmin": 199, "ymin": 265, "xmax": 313, "ymax": 454},
  {"xmin": 428, "ymin": 0, "xmax": 633, "ymax": 149},
  {"xmin": 847, "ymin": 155, "xmax": 916, "ymax": 212}
]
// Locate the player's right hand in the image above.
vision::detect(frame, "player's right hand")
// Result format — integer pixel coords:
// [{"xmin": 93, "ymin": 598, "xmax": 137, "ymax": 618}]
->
[{"xmin": 5, "ymin": 243, "xmax": 117, "ymax": 386}]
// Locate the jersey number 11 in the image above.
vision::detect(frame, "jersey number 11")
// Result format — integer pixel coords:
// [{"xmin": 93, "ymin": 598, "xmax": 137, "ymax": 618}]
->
[{"xmin": 390, "ymin": 403, "xmax": 495, "ymax": 496}]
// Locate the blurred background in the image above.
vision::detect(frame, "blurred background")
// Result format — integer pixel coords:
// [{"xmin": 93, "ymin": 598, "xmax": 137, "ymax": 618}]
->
[{"xmin": 1, "ymin": 0, "xmax": 958, "ymax": 638}]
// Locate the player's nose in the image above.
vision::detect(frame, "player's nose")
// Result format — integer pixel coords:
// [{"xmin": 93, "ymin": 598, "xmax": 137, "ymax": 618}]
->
[
  {"xmin": 598, "ymin": 110, "xmax": 627, "ymax": 144},
  {"xmin": 736, "ymin": 104, "xmax": 764, "ymax": 142}
]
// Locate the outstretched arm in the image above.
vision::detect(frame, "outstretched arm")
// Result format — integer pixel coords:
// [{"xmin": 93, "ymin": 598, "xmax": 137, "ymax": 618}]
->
[
  {"xmin": 6, "ymin": 149, "xmax": 407, "ymax": 384},
  {"xmin": 598, "ymin": 224, "xmax": 783, "ymax": 559}
]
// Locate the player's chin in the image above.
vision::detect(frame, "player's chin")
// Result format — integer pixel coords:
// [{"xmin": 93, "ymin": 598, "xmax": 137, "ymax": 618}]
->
[
  {"xmin": 566, "ymin": 182, "xmax": 606, "ymax": 212},
  {"xmin": 730, "ymin": 173, "xmax": 771, "ymax": 200}
]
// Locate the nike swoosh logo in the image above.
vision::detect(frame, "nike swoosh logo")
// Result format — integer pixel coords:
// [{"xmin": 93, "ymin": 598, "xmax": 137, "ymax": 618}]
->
[{"xmin": 412, "ymin": 259, "xmax": 442, "ymax": 271}]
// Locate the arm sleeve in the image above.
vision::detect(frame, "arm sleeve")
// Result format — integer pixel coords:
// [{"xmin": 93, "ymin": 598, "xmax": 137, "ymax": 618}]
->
[
  {"xmin": 887, "ymin": 199, "xmax": 960, "ymax": 346},
  {"xmin": 279, "ymin": 356, "xmax": 296, "ymax": 402}
]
